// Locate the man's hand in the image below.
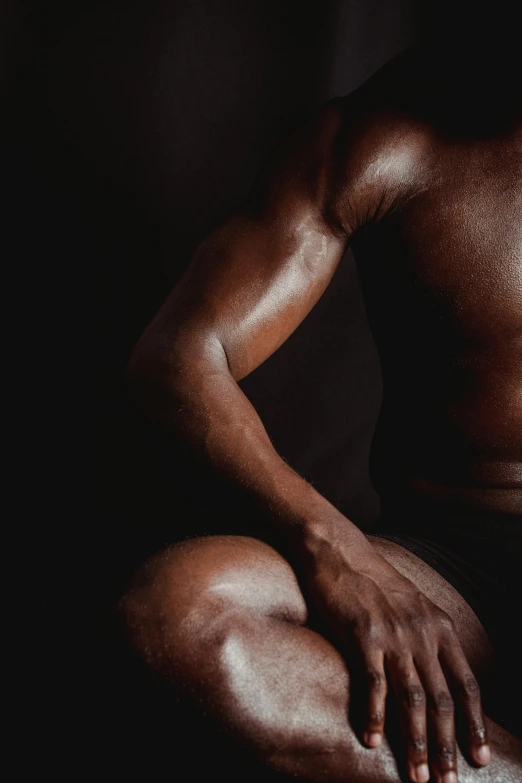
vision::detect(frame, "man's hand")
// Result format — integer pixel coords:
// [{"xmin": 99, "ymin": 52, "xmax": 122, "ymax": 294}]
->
[{"xmin": 304, "ymin": 530, "xmax": 490, "ymax": 783}]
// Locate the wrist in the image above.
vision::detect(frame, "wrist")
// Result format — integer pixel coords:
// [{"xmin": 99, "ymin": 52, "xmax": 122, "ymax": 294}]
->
[{"xmin": 295, "ymin": 508, "xmax": 372, "ymax": 569}]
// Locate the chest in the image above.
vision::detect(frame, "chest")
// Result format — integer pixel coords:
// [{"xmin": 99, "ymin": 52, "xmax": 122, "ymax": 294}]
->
[{"xmin": 392, "ymin": 154, "xmax": 522, "ymax": 342}]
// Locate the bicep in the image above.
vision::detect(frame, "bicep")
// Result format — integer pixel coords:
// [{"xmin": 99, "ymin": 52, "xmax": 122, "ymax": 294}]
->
[
  {"xmin": 138, "ymin": 103, "xmax": 351, "ymax": 381},
  {"xmin": 184, "ymin": 210, "xmax": 348, "ymax": 379}
]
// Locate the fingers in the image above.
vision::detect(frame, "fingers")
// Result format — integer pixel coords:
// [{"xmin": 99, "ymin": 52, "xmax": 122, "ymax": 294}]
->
[
  {"xmin": 345, "ymin": 592, "xmax": 491, "ymax": 783},
  {"xmin": 361, "ymin": 650, "xmax": 387, "ymax": 748},
  {"xmin": 418, "ymin": 657, "xmax": 458, "ymax": 783},
  {"xmin": 439, "ymin": 644, "xmax": 490, "ymax": 767},
  {"xmin": 387, "ymin": 655, "xmax": 430, "ymax": 783}
]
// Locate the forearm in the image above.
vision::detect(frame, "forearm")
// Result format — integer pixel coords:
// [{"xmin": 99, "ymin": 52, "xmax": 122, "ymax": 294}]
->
[{"xmin": 127, "ymin": 334, "xmax": 370, "ymax": 563}]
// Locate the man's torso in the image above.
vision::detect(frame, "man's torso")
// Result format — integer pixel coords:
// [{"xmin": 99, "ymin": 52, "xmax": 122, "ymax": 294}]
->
[{"xmin": 330, "ymin": 52, "xmax": 522, "ymax": 514}]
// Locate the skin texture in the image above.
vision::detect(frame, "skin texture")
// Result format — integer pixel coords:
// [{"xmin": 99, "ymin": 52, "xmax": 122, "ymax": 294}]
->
[{"xmin": 121, "ymin": 49, "xmax": 521, "ymax": 783}]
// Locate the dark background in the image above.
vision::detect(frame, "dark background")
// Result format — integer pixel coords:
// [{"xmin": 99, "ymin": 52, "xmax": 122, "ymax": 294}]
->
[
  {"xmin": 3, "ymin": 1, "xmax": 414, "ymax": 775},
  {"xmin": 5, "ymin": 0, "xmax": 414, "ymax": 525}
]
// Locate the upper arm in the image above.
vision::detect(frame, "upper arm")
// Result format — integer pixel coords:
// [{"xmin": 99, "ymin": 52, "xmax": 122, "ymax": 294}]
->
[{"xmin": 134, "ymin": 99, "xmax": 374, "ymax": 381}]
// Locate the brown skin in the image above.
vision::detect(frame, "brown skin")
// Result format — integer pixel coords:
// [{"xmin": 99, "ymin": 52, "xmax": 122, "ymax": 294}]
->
[{"xmin": 121, "ymin": 50, "xmax": 521, "ymax": 783}]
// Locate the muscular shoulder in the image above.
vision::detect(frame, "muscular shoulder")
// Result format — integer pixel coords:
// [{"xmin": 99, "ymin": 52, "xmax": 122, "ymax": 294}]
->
[
  {"xmin": 325, "ymin": 82, "xmax": 435, "ymax": 234},
  {"xmin": 247, "ymin": 52, "xmax": 436, "ymax": 237}
]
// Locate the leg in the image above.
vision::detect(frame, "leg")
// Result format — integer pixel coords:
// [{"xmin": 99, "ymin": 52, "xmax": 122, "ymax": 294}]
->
[{"xmin": 119, "ymin": 535, "xmax": 521, "ymax": 782}]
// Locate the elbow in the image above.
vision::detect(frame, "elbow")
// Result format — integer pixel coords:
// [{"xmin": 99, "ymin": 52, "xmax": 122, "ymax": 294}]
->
[
  {"xmin": 125, "ymin": 329, "xmax": 229, "ymax": 414},
  {"xmin": 125, "ymin": 327, "xmax": 187, "ymax": 390}
]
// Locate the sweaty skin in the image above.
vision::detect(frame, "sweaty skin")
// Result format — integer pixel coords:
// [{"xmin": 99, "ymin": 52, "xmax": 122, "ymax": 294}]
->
[{"xmin": 121, "ymin": 49, "xmax": 521, "ymax": 783}]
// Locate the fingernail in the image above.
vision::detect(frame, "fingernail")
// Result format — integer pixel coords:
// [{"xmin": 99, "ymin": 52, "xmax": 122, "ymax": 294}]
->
[
  {"xmin": 415, "ymin": 763, "xmax": 430, "ymax": 782},
  {"xmin": 364, "ymin": 731, "xmax": 382, "ymax": 747},
  {"xmin": 441, "ymin": 772, "xmax": 457, "ymax": 783},
  {"xmin": 476, "ymin": 744, "xmax": 491, "ymax": 765}
]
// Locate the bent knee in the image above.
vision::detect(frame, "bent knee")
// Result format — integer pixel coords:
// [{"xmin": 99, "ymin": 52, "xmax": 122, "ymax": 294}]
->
[{"xmin": 118, "ymin": 535, "xmax": 307, "ymax": 664}]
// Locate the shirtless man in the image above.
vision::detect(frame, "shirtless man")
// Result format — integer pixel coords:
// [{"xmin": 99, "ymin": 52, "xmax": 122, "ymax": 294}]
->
[{"xmin": 118, "ymin": 12, "xmax": 522, "ymax": 783}]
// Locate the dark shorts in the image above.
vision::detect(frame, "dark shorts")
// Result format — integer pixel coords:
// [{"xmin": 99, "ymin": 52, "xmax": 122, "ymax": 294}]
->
[
  {"xmin": 374, "ymin": 501, "xmax": 521, "ymax": 643},
  {"xmin": 374, "ymin": 501, "xmax": 522, "ymax": 732}
]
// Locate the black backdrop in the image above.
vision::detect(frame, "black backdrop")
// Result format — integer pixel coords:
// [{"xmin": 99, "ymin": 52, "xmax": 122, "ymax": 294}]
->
[
  {"xmin": 5, "ymin": 0, "xmax": 414, "ymax": 529},
  {"xmin": 4, "ymin": 1, "xmax": 415, "ymax": 775}
]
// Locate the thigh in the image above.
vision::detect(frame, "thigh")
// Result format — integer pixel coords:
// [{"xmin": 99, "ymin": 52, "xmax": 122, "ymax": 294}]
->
[
  {"xmin": 120, "ymin": 532, "xmax": 513, "ymax": 737},
  {"xmin": 124, "ymin": 532, "xmax": 494, "ymax": 674},
  {"xmin": 121, "ymin": 534, "xmax": 308, "ymax": 638}
]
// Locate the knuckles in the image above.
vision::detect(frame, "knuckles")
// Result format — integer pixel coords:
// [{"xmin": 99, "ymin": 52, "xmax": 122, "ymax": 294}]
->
[
  {"xmin": 351, "ymin": 598, "xmax": 456, "ymax": 649},
  {"xmin": 409, "ymin": 736, "xmax": 428, "ymax": 754},
  {"xmin": 403, "ymin": 684, "xmax": 426, "ymax": 708},
  {"xmin": 351, "ymin": 611, "xmax": 381, "ymax": 642},
  {"xmin": 436, "ymin": 744, "xmax": 457, "ymax": 762},
  {"xmin": 460, "ymin": 676, "xmax": 480, "ymax": 698},
  {"xmin": 434, "ymin": 608, "xmax": 456, "ymax": 635},
  {"xmin": 366, "ymin": 668, "xmax": 387, "ymax": 692},
  {"xmin": 470, "ymin": 721, "xmax": 487, "ymax": 743},
  {"xmin": 428, "ymin": 690, "xmax": 454, "ymax": 713}
]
